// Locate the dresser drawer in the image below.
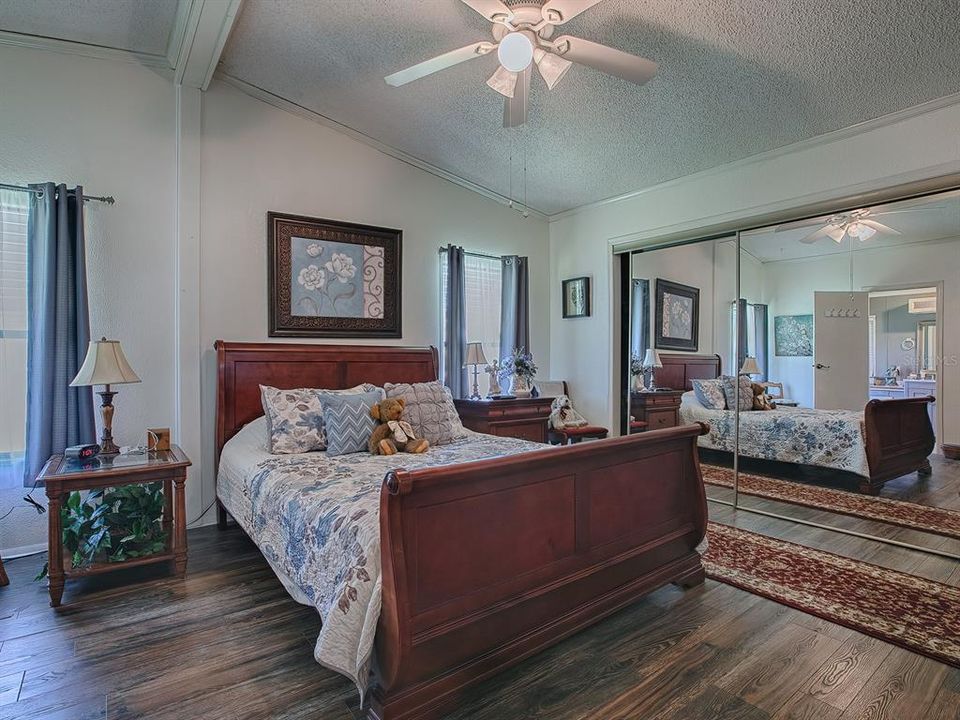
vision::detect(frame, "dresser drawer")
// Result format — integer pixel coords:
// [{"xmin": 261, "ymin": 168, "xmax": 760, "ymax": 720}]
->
[
  {"xmin": 645, "ymin": 409, "xmax": 677, "ymax": 431},
  {"xmin": 491, "ymin": 420, "xmax": 546, "ymax": 443}
]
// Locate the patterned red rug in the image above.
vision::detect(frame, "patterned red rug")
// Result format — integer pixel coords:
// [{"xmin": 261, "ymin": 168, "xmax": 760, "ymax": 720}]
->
[
  {"xmin": 702, "ymin": 522, "xmax": 960, "ymax": 667},
  {"xmin": 701, "ymin": 463, "xmax": 960, "ymax": 541}
]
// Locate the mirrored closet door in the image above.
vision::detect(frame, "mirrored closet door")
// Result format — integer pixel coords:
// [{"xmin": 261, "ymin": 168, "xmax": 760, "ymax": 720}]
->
[{"xmin": 734, "ymin": 188, "xmax": 960, "ymax": 558}]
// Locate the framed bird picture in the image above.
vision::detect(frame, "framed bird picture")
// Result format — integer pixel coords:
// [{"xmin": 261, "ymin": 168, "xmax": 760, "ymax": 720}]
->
[{"xmin": 267, "ymin": 212, "xmax": 401, "ymax": 338}]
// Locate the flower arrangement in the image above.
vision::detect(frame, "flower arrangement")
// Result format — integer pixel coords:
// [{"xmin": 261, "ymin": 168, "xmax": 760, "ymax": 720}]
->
[
  {"xmin": 502, "ymin": 348, "xmax": 538, "ymax": 380},
  {"xmin": 630, "ymin": 353, "xmax": 644, "ymax": 377}
]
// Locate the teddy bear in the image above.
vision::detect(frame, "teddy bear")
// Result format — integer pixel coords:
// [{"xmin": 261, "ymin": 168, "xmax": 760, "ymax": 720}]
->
[
  {"xmin": 751, "ymin": 383, "xmax": 776, "ymax": 411},
  {"xmin": 367, "ymin": 397, "xmax": 430, "ymax": 455}
]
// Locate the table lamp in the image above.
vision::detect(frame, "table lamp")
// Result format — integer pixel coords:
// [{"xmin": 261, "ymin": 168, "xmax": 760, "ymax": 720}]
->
[
  {"xmin": 70, "ymin": 337, "xmax": 141, "ymax": 455},
  {"xmin": 464, "ymin": 342, "xmax": 488, "ymax": 400},
  {"xmin": 740, "ymin": 356, "xmax": 761, "ymax": 378},
  {"xmin": 642, "ymin": 349, "xmax": 663, "ymax": 391}
]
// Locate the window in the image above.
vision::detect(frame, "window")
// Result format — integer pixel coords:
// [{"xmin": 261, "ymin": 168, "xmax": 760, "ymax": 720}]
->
[
  {"xmin": 730, "ymin": 300, "xmax": 766, "ymax": 377},
  {"xmin": 0, "ymin": 190, "xmax": 28, "ymax": 488},
  {"xmin": 439, "ymin": 250, "xmax": 502, "ymax": 395}
]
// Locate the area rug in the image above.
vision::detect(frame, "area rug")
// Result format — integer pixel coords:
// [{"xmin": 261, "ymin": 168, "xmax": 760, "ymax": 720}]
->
[
  {"xmin": 701, "ymin": 522, "xmax": 960, "ymax": 667},
  {"xmin": 701, "ymin": 463, "xmax": 960, "ymax": 541}
]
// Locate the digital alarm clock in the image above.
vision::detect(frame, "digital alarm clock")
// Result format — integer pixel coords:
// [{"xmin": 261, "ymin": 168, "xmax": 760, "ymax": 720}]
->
[{"xmin": 65, "ymin": 444, "xmax": 100, "ymax": 460}]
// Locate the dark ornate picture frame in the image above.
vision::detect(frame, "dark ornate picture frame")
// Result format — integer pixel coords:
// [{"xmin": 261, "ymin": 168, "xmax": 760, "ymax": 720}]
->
[
  {"xmin": 654, "ymin": 278, "xmax": 699, "ymax": 351},
  {"xmin": 562, "ymin": 276, "xmax": 591, "ymax": 318},
  {"xmin": 268, "ymin": 212, "xmax": 401, "ymax": 338}
]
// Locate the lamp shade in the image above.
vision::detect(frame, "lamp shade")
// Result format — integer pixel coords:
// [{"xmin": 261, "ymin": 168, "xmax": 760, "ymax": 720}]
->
[
  {"xmin": 642, "ymin": 349, "xmax": 663, "ymax": 369},
  {"xmin": 70, "ymin": 338, "xmax": 141, "ymax": 387},
  {"xmin": 534, "ymin": 48, "xmax": 572, "ymax": 90},
  {"xmin": 740, "ymin": 356, "xmax": 761, "ymax": 376},
  {"xmin": 464, "ymin": 342, "xmax": 488, "ymax": 366}
]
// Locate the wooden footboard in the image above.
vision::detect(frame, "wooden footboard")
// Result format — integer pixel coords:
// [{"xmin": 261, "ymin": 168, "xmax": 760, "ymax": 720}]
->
[
  {"xmin": 862, "ymin": 396, "xmax": 936, "ymax": 494},
  {"xmin": 370, "ymin": 423, "xmax": 709, "ymax": 720}
]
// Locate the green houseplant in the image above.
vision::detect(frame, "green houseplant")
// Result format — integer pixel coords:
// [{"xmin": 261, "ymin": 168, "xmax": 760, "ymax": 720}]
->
[{"xmin": 37, "ymin": 482, "xmax": 167, "ymax": 580}]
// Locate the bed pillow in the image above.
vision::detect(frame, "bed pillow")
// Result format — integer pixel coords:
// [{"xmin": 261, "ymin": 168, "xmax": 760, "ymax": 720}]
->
[
  {"xmin": 260, "ymin": 383, "xmax": 383, "ymax": 454},
  {"xmin": 692, "ymin": 378, "xmax": 727, "ymax": 410},
  {"xmin": 320, "ymin": 390, "xmax": 381, "ymax": 456},
  {"xmin": 383, "ymin": 381, "xmax": 467, "ymax": 446},
  {"xmin": 720, "ymin": 375, "xmax": 754, "ymax": 412}
]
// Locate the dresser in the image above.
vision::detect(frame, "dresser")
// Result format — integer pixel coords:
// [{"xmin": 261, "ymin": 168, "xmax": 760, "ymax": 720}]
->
[
  {"xmin": 903, "ymin": 379, "xmax": 937, "ymax": 436},
  {"xmin": 629, "ymin": 390, "xmax": 685, "ymax": 433},
  {"xmin": 454, "ymin": 397, "xmax": 553, "ymax": 443}
]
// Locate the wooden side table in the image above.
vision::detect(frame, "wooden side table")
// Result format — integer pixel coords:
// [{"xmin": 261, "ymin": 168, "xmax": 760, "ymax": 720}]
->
[
  {"xmin": 629, "ymin": 390, "xmax": 685, "ymax": 432},
  {"xmin": 38, "ymin": 445, "xmax": 191, "ymax": 607},
  {"xmin": 454, "ymin": 397, "xmax": 554, "ymax": 443}
]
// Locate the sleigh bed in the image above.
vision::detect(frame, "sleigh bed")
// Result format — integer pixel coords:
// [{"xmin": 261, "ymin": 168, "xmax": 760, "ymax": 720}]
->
[
  {"xmin": 214, "ymin": 341, "xmax": 708, "ymax": 720},
  {"xmin": 659, "ymin": 354, "xmax": 935, "ymax": 495}
]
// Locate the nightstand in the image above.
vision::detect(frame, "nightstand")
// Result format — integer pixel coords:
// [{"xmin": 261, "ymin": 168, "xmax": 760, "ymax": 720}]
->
[
  {"xmin": 629, "ymin": 390, "xmax": 685, "ymax": 432},
  {"xmin": 38, "ymin": 445, "xmax": 191, "ymax": 607},
  {"xmin": 454, "ymin": 397, "xmax": 554, "ymax": 443}
]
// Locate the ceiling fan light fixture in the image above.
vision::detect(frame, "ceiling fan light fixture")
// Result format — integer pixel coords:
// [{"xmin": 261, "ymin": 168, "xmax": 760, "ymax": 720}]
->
[
  {"xmin": 486, "ymin": 65, "xmax": 518, "ymax": 97},
  {"xmin": 534, "ymin": 48, "xmax": 572, "ymax": 90},
  {"xmin": 825, "ymin": 224, "xmax": 847, "ymax": 243},
  {"xmin": 498, "ymin": 31, "xmax": 534, "ymax": 72},
  {"xmin": 847, "ymin": 222, "xmax": 876, "ymax": 241}
]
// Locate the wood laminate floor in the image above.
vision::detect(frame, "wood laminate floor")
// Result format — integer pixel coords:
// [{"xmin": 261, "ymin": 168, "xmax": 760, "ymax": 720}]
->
[{"xmin": 1, "ymin": 510, "xmax": 957, "ymax": 719}]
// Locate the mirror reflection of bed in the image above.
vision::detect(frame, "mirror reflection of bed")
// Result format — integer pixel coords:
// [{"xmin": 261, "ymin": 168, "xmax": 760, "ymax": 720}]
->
[{"xmin": 625, "ymin": 187, "xmax": 960, "ymax": 560}]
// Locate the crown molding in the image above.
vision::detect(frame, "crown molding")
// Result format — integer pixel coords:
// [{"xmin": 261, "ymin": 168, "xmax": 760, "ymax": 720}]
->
[
  {"xmin": 0, "ymin": 29, "xmax": 172, "ymax": 72},
  {"xmin": 550, "ymin": 91, "xmax": 960, "ymax": 223},
  {"xmin": 215, "ymin": 72, "xmax": 549, "ymax": 222}
]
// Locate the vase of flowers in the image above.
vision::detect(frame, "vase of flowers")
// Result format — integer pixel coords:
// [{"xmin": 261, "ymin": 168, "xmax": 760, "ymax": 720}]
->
[
  {"xmin": 502, "ymin": 348, "xmax": 537, "ymax": 398},
  {"xmin": 630, "ymin": 353, "xmax": 646, "ymax": 391}
]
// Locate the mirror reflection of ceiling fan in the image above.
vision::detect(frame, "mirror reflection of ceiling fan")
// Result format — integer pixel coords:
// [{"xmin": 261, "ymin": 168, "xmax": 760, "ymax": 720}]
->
[
  {"xmin": 775, "ymin": 200, "xmax": 944, "ymax": 245},
  {"xmin": 384, "ymin": 0, "xmax": 657, "ymax": 128}
]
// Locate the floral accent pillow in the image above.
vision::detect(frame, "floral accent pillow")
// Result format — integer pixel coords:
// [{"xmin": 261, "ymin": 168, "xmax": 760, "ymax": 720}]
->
[
  {"xmin": 384, "ymin": 381, "xmax": 467, "ymax": 446},
  {"xmin": 260, "ymin": 383, "xmax": 383, "ymax": 454},
  {"xmin": 720, "ymin": 375, "xmax": 754, "ymax": 412},
  {"xmin": 692, "ymin": 379, "xmax": 727, "ymax": 410}
]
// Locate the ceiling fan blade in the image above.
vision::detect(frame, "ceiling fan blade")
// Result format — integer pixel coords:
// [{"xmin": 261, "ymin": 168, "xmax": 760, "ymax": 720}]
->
[
  {"xmin": 503, "ymin": 65, "xmax": 531, "ymax": 127},
  {"xmin": 799, "ymin": 226, "xmax": 834, "ymax": 244},
  {"xmin": 460, "ymin": 0, "xmax": 513, "ymax": 22},
  {"xmin": 553, "ymin": 35, "xmax": 657, "ymax": 86},
  {"xmin": 385, "ymin": 41, "xmax": 494, "ymax": 87},
  {"xmin": 860, "ymin": 219, "xmax": 901, "ymax": 235},
  {"xmin": 541, "ymin": 0, "xmax": 604, "ymax": 24}
]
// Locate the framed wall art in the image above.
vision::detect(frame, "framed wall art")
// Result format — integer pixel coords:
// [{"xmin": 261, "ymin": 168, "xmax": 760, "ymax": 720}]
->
[
  {"xmin": 654, "ymin": 279, "xmax": 699, "ymax": 351},
  {"xmin": 562, "ymin": 276, "xmax": 591, "ymax": 318},
  {"xmin": 774, "ymin": 314, "xmax": 813, "ymax": 356},
  {"xmin": 267, "ymin": 212, "xmax": 401, "ymax": 338}
]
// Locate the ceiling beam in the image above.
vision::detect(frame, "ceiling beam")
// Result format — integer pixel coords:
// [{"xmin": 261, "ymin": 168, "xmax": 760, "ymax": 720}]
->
[{"xmin": 169, "ymin": 0, "xmax": 243, "ymax": 90}]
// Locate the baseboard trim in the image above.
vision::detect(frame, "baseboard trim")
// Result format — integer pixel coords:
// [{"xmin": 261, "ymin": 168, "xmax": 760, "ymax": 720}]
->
[
  {"xmin": 1, "ymin": 542, "xmax": 46, "ymax": 559},
  {"xmin": 942, "ymin": 444, "xmax": 960, "ymax": 460}
]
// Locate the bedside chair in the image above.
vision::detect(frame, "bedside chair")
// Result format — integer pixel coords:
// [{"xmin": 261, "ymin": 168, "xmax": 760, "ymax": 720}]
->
[{"xmin": 536, "ymin": 380, "xmax": 609, "ymax": 445}]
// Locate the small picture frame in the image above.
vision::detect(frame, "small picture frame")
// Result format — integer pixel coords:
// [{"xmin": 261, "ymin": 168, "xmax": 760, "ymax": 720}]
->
[
  {"xmin": 562, "ymin": 276, "xmax": 591, "ymax": 319},
  {"xmin": 147, "ymin": 427, "xmax": 171, "ymax": 451}
]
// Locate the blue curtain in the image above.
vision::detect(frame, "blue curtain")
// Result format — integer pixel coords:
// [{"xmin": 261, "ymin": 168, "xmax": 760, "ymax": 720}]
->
[
  {"xmin": 499, "ymin": 255, "xmax": 529, "ymax": 360},
  {"xmin": 754, "ymin": 303, "xmax": 769, "ymax": 381},
  {"xmin": 23, "ymin": 183, "xmax": 95, "ymax": 484},
  {"xmin": 443, "ymin": 245, "xmax": 468, "ymax": 398},
  {"xmin": 630, "ymin": 279, "xmax": 650, "ymax": 360}
]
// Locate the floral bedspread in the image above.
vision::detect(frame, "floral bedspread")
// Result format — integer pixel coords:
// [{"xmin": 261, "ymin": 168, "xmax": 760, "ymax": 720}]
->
[
  {"xmin": 679, "ymin": 396, "xmax": 869, "ymax": 477},
  {"xmin": 239, "ymin": 432, "xmax": 543, "ymax": 696}
]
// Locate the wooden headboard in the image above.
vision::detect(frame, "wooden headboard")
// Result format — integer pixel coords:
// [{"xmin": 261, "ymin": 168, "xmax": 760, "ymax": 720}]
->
[
  {"xmin": 215, "ymin": 341, "xmax": 438, "ymax": 462},
  {"xmin": 654, "ymin": 353, "xmax": 722, "ymax": 391}
]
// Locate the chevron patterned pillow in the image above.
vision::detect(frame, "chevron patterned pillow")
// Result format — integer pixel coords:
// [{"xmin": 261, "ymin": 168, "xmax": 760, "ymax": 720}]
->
[{"xmin": 320, "ymin": 390, "xmax": 381, "ymax": 456}]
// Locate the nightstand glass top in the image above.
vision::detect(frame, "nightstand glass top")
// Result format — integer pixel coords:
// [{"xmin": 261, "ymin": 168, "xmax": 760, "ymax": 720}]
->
[{"xmin": 53, "ymin": 449, "xmax": 181, "ymax": 476}]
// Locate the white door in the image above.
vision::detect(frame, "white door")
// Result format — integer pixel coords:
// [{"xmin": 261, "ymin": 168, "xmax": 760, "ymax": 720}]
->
[{"xmin": 813, "ymin": 291, "xmax": 869, "ymax": 410}]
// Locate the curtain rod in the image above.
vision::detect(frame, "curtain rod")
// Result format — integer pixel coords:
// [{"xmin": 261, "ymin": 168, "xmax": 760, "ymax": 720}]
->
[
  {"xmin": 437, "ymin": 247, "xmax": 502, "ymax": 261},
  {"xmin": 0, "ymin": 182, "xmax": 115, "ymax": 205}
]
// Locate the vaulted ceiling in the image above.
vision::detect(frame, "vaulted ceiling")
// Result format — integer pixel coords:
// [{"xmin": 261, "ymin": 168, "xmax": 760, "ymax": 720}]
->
[{"xmin": 2, "ymin": 1, "xmax": 959, "ymax": 215}]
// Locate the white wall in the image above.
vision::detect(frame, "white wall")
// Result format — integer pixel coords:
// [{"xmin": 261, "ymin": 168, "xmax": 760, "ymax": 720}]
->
[
  {"xmin": 0, "ymin": 45, "xmax": 176, "ymax": 555},
  {"xmin": 0, "ymin": 48, "xmax": 549, "ymax": 554},
  {"xmin": 763, "ymin": 238, "xmax": 960, "ymax": 439},
  {"xmin": 549, "ymin": 99, "xmax": 960, "ymax": 438}
]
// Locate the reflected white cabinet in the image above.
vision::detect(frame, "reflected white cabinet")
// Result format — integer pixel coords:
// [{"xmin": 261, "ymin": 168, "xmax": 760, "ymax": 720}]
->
[{"xmin": 868, "ymin": 386, "xmax": 904, "ymax": 400}]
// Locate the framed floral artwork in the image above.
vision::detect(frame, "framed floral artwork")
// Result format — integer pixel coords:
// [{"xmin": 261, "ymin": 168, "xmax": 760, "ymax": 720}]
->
[
  {"xmin": 268, "ymin": 212, "xmax": 401, "ymax": 338},
  {"xmin": 654, "ymin": 279, "xmax": 699, "ymax": 351}
]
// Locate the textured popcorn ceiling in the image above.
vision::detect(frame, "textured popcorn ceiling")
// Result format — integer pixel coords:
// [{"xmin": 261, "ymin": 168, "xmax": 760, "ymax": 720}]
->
[
  {"xmin": 0, "ymin": 0, "xmax": 178, "ymax": 55},
  {"xmin": 219, "ymin": 0, "xmax": 960, "ymax": 215}
]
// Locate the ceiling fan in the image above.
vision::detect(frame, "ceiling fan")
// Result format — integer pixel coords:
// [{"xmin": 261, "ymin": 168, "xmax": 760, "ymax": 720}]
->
[
  {"xmin": 384, "ymin": 0, "xmax": 658, "ymax": 128},
  {"xmin": 775, "ymin": 200, "xmax": 943, "ymax": 245}
]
